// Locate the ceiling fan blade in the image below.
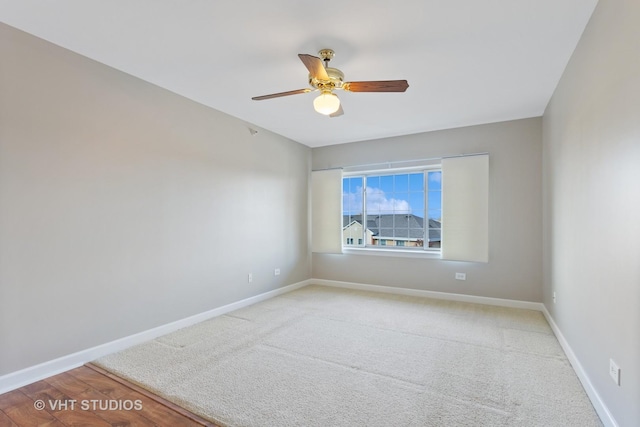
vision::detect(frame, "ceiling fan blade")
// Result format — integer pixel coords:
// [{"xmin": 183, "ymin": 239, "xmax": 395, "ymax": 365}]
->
[
  {"xmin": 251, "ymin": 88, "xmax": 311, "ymax": 101},
  {"xmin": 298, "ymin": 54, "xmax": 330, "ymax": 81},
  {"xmin": 329, "ymin": 104, "xmax": 344, "ymax": 118},
  {"xmin": 343, "ymin": 80, "xmax": 409, "ymax": 93}
]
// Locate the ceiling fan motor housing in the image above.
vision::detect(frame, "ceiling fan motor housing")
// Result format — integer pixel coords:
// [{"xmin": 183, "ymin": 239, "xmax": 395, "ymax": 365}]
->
[{"xmin": 309, "ymin": 67, "xmax": 344, "ymax": 91}]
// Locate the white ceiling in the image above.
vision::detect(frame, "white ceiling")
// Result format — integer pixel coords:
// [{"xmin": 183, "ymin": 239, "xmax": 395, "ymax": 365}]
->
[{"xmin": 0, "ymin": 1, "xmax": 598, "ymax": 147}]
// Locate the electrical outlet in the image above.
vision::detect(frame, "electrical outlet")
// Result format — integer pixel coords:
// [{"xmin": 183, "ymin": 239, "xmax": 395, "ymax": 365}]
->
[
  {"xmin": 274, "ymin": 268, "xmax": 280, "ymax": 276},
  {"xmin": 248, "ymin": 273, "xmax": 253, "ymax": 283},
  {"xmin": 455, "ymin": 272, "xmax": 466, "ymax": 280},
  {"xmin": 609, "ymin": 359, "xmax": 620, "ymax": 385}
]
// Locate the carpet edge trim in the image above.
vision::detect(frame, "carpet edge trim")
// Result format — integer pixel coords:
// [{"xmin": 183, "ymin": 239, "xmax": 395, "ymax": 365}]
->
[{"xmin": 85, "ymin": 362, "xmax": 219, "ymax": 426}]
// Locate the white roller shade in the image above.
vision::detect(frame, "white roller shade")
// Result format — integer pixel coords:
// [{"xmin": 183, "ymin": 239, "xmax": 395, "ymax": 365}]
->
[
  {"xmin": 441, "ymin": 154, "xmax": 489, "ymax": 262},
  {"xmin": 311, "ymin": 169, "xmax": 343, "ymax": 254}
]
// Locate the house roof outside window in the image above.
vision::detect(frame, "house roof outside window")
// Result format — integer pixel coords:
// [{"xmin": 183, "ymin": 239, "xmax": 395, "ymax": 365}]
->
[{"xmin": 343, "ymin": 214, "xmax": 441, "ymax": 242}]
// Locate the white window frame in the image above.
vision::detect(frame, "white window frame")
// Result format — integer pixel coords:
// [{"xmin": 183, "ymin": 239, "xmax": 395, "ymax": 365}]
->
[{"xmin": 342, "ymin": 165, "xmax": 442, "ymax": 258}]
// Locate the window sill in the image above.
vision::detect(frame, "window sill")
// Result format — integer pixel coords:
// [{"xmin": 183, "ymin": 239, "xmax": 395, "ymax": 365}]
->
[{"xmin": 342, "ymin": 247, "xmax": 442, "ymax": 259}]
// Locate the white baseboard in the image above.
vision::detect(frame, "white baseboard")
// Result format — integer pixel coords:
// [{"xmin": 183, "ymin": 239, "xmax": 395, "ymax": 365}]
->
[
  {"xmin": 312, "ymin": 279, "xmax": 544, "ymax": 311},
  {"xmin": 0, "ymin": 279, "xmax": 312, "ymax": 395},
  {"xmin": 540, "ymin": 306, "xmax": 618, "ymax": 427}
]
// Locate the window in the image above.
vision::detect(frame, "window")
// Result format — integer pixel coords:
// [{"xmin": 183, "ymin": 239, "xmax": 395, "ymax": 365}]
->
[
  {"xmin": 342, "ymin": 169, "xmax": 442, "ymax": 251},
  {"xmin": 312, "ymin": 154, "xmax": 487, "ymax": 260}
]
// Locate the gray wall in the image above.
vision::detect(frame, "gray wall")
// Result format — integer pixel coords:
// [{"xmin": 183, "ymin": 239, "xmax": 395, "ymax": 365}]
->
[
  {"xmin": 542, "ymin": 0, "xmax": 640, "ymax": 425},
  {"xmin": 0, "ymin": 24, "xmax": 311, "ymax": 375},
  {"xmin": 312, "ymin": 118, "xmax": 543, "ymax": 302}
]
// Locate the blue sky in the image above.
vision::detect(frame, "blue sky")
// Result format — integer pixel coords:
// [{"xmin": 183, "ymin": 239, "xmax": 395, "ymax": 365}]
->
[{"xmin": 343, "ymin": 171, "xmax": 441, "ymax": 220}]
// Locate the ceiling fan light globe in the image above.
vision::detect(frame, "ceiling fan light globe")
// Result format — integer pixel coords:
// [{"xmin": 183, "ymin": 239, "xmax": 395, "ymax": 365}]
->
[{"xmin": 313, "ymin": 92, "xmax": 340, "ymax": 115}]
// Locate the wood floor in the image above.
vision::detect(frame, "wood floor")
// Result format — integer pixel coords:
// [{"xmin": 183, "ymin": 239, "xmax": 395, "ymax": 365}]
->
[{"xmin": 0, "ymin": 364, "xmax": 219, "ymax": 426}]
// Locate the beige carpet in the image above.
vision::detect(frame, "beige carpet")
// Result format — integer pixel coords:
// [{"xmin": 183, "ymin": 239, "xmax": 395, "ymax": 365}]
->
[{"xmin": 95, "ymin": 285, "xmax": 602, "ymax": 426}]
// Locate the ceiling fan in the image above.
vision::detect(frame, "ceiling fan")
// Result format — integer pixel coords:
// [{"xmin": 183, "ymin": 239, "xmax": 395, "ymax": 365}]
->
[{"xmin": 251, "ymin": 49, "xmax": 409, "ymax": 117}]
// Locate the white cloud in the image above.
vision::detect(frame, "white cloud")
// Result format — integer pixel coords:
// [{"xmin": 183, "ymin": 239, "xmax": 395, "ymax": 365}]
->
[
  {"xmin": 428, "ymin": 171, "xmax": 442, "ymax": 185},
  {"xmin": 343, "ymin": 190, "xmax": 363, "ymax": 213},
  {"xmin": 366, "ymin": 187, "xmax": 410, "ymax": 214},
  {"xmin": 344, "ymin": 186, "xmax": 412, "ymax": 214}
]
